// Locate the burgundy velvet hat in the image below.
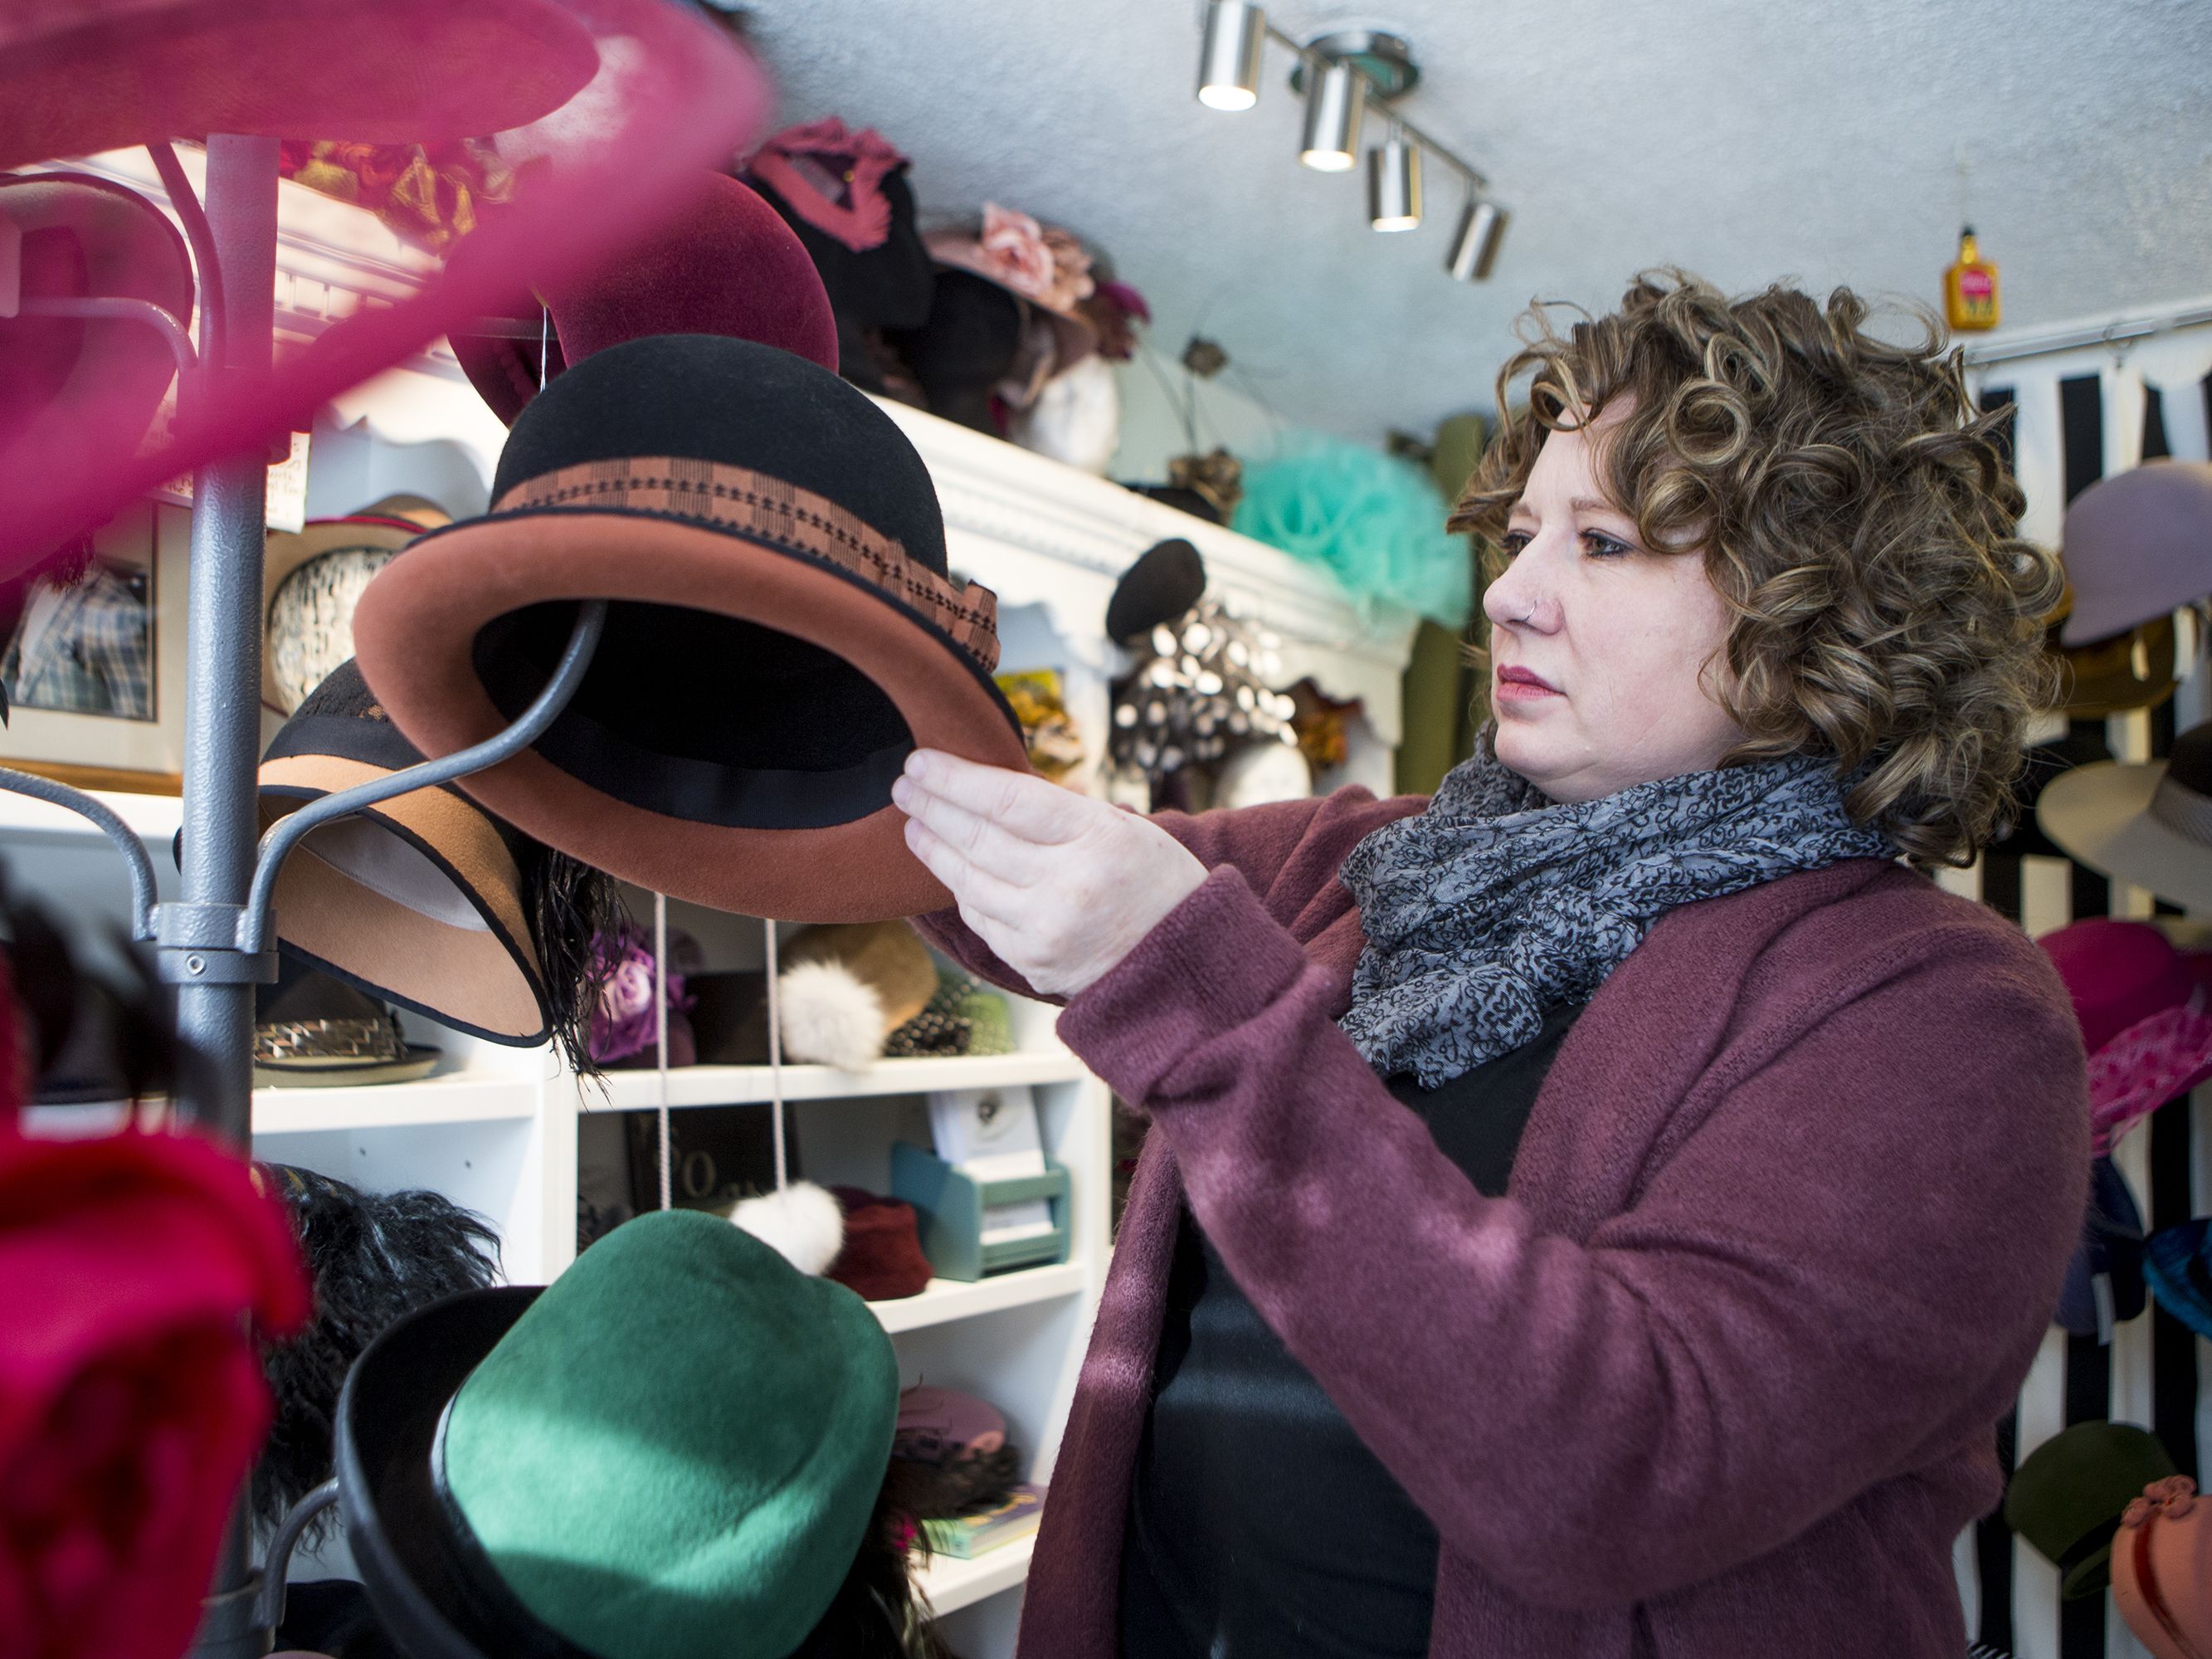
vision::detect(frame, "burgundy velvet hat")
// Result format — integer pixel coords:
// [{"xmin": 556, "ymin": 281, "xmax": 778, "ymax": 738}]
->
[
  {"xmin": 448, "ymin": 173, "xmax": 840, "ymax": 425},
  {"xmin": 0, "ymin": 0, "xmax": 773, "ymax": 578},
  {"xmin": 0, "ymin": 171, "xmax": 194, "ymax": 505}
]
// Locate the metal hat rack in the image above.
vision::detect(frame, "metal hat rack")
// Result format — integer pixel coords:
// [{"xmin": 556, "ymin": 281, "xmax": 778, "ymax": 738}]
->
[{"xmin": 0, "ymin": 135, "xmax": 608, "ymax": 1659}]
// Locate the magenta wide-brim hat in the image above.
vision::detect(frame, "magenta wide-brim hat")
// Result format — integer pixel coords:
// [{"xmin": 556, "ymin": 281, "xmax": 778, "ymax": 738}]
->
[
  {"xmin": 0, "ymin": 171, "xmax": 194, "ymax": 501},
  {"xmin": 447, "ymin": 173, "xmax": 839, "ymax": 426},
  {"xmin": 0, "ymin": 0, "xmax": 773, "ymax": 582},
  {"xmin": 0, "ymin": 0, "xmax": 600, "ymax": 169}
]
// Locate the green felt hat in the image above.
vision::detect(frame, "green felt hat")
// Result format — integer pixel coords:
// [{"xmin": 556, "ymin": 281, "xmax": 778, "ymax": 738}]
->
[
  {"xmin": 2005, "ymin": 1421, "xmax": 2179, "ymax": 1599},
  {"xmin": 430, "ymin": 1208, "xmax": 899, "ymax": 1659}
]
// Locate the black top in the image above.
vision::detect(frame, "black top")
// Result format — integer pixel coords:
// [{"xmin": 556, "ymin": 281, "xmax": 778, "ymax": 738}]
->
[{"xmin": 1117, "ymin": 1001, "xmax": 1584, "ymax": 1658}]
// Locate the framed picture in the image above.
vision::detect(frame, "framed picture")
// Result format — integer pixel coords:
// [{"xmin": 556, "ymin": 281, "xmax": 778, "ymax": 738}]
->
[{"xmin": 0, "ymin": 500, "xmax": 189, "ymax": 793}]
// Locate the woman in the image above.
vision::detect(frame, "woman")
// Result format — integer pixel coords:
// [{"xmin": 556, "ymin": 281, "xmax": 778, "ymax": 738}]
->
[{"xmin": 892, "ymin": 271, "xmax": 2088, "ymax": 1657}]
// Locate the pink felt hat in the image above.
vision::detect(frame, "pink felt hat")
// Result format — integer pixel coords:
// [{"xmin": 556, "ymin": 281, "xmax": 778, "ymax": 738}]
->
[
  {"xmin": 2114, "ymin": 1475, "xmax": 2212, "ymax": 1659},
  {"xmin": 2039, "ymin": 919, "xmax": 2212, "ymax": 1154},
  {"xmin": 2059, "ymin": 461, "xmax": 2212, "ymax": 647},
  {"xmin": 0, "ymin": 0, "xmax": 773, "ymax": 580},
  {"xmin": 0, "ymin": 170, "xmax": 194, "ymax": 503},
  {"xmin": 447, "ymin": 172, "xmax": 839, "ymax": 425}
]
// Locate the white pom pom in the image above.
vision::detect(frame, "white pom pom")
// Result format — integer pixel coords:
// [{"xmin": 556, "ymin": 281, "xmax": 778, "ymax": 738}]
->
[
  {"xmin": 777, "ymin": 959, "xmax": 884, "ymax": 1068},
  {"xmin": 729, "ymin": 1180, "xmax": 846, "ymax": 1277}
]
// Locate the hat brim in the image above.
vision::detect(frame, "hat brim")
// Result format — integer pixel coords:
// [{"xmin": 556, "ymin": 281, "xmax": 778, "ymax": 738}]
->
[
  {"xmin": 253, "ymin": 1045, "xmax": 441, "ymax": 1089},
  {"xmin": 0, "ymin": 2, "xmax": 771, "ymax": 583},
  {"xmin": 2058, "ymin": 617, "xmax": 2178, "ymax": 718},
  {"xmin": 0, "ymin": 2, "xmax": 598, "ymax": 169},
  {"xmin": 260, "ymin": 756, "xmax": 549, "ymax": 1047},
  {"xmin": 336, "ymin": 1285, "xmax": 545, "ymax": 1659},
  {"xmin": 261, "ymin": 519, "xmax": 427, "ymax": 714},
  {"xmin": 0, "ymin": 173, "xmax": 194, "ymax": 479},
  {"xmin": 2062, "ymin": 1541, "xmax": 2119, "ymax": 1600},
  {"xmin": 351, "ymin": 509, "xmax": 1030, "ymax": 920},
  {"xmin": 2144, "ymin": 1220, "xmax": 2212, "ymax": 1341},
  {"xmin": 2039, "ymin": 761, "xmax": 2212, "ymax": 915}
]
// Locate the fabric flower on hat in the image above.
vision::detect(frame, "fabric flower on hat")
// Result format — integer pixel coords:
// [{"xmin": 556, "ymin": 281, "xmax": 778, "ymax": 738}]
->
[
  {"xmin": 587, "ymin": 927, "xmax": 691, "ymax": 1066},
  {"xmin": 978, "ymin": 203, "xmax": 1094, "ymax": 315},
  {"xmin": 0, "ymin": 1122, "xmax": 309, "ymax": 1659}
]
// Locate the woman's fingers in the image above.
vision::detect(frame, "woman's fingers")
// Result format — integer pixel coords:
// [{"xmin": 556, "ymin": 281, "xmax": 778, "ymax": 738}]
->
[
  {"xmin": 902, "ymin": 815, "xmax": 1027, "ymax": 923},
  {"xmin": 903, "ymin": 749, "xmax": 1089, "ymax": 845},
  {"xmin": 890, "ymin": 773, "xmax": 1032, "ymax": 867}
]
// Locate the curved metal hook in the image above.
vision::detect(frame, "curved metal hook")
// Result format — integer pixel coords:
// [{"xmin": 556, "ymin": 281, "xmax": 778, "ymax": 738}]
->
[
  {"xmin": 251, "ymin": 1479, "xmax": 339, "ymax": 1635},
  {"xmin": 0, "ymin": 768, "xmax": 159, "ymax": 939},
  {"xmin": 240, "ymin": 600, "xmax": 608, "ymax": 951}
]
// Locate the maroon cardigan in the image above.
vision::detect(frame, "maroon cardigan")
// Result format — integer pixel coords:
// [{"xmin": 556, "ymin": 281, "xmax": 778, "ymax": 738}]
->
[{"xmin": 918, "ymin": 786, "xmax": 2088, "ymax": 1659}]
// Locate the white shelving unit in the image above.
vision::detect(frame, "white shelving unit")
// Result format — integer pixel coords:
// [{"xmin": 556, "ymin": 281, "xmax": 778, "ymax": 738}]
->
[{"xmin": 0, "ymin": 248, "xmax": 1418, "ymax": 1648}]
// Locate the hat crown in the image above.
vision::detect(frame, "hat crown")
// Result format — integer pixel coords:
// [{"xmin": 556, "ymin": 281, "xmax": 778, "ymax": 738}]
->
[
  {"xmin": 2043, "ymin": 919, "xmax": 2198, "ymax": 1053},
  {"xmin": 492, "ymin": 333, "xmax": 949, "ymax": 578},
  {"xmin": 440, "ymin": 1208, "xmax": 899, "ymax": 1659},
  {"xmin": 2007, "ymin": 1422, "xmax": 2179, "ymax": 1583}
]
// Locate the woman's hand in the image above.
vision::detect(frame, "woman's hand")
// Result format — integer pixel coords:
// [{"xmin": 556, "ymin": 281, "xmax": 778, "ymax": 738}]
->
[{"xmin": 891, "ymin": 749, "xmax": 1207, "ymax": 998}]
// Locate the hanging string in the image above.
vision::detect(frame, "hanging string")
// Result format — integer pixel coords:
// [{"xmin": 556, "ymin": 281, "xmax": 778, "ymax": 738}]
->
[
  {"xmin": 763, "ymin": 915, "xmax": 787, "ymax": 1192},
  {"xmin": 655, "ymin": 890, "xmax": 671, "ymax": 1212},
  {"xmin": 538, "ymin": 302, "xmax": 553, "ymax": 391}
]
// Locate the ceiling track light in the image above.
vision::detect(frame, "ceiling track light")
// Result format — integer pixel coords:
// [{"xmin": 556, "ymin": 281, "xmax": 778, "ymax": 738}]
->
[
  {"xmin": 1446, "ymin": 196, "xmax": 1508, "ymax": 282},
  {"xmin": 1196, "ymin": 0, "xmax": 1265, "ymax": 110},
  {"xmin": 1368, "ymin": 129, "xmax": 1420, "ymax": 231},
  {"xmin": 1191, "ymin": 6, "xmax": 1506, "ymax": 282},
  {"xmin": 1298, "ymin": 57, "xmax": 1364, "ymax": 172}
]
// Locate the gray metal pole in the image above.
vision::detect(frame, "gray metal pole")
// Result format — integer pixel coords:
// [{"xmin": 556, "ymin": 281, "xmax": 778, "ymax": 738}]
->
[
  {"xmin": 171, "ymin": 134, "xmax": 276, "ymax": 1147},
  {"xmin": 176, "ymin": 133, "xmax": 278, "ymax": 1659}
]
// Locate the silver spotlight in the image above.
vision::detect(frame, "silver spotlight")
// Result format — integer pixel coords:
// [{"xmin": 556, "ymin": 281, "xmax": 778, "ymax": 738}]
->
[
  {"xmin": 1446, "ymin": 198, "xmax": 1508, "ymax": 281},
  {"xmin": 1298, "ymin": 58, "xmax": 1364, "ymax": 172},
  {"xmin": 1196, "ymin": 0, "xmax": 1265, "ymax": 111},
  {"xmin": 1368, "ymin": 132, "xmax": 1420, "ymax": 231}
]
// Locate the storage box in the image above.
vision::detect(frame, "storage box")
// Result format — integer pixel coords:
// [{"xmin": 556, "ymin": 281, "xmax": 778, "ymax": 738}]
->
[{"xmin": 889, "ymin": 1140, "xmax": 1071, "ymax": 1282}]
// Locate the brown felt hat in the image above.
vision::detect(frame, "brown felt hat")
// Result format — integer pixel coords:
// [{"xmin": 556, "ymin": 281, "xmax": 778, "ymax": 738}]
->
[
  {"xmin": 350, "ymin": 333, "xmax": 1028, "ymax": 921},
  {"xmin": 259, "ymin": 661, "xmax": 551, "ymax": 1047}
]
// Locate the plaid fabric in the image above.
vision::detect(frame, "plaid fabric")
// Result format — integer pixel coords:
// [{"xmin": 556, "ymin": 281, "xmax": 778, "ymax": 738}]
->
[{"xmin": 2, "ymin": 563, "xmax": 152, "ymax": 720}]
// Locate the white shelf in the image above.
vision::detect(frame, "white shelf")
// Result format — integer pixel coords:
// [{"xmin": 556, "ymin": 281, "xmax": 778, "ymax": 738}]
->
[
  {"xmin": 915, "ymin": 1530, "xmax": 1035, "ymax": 1616},
  {"xmin": 251, "ymin": 1069, "xmax": 540, "ymax": 1134},
  {"xmin": 869, "ymin": 1262, "xmax": 1086, "ymax": 1335},
  {"xmin": 594, "ymin": 1049, "xmax": 1089, "ymax": 1110},
  {"xmin": 0, "ymin": 785, "xmax": 181, "ymax": 841}
]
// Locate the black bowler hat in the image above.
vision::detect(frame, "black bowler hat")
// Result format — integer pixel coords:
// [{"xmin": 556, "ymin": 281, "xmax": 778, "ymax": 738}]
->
[{"xmin": 351, "ymin": 333, "xmax": 1029, "ymax": 921}]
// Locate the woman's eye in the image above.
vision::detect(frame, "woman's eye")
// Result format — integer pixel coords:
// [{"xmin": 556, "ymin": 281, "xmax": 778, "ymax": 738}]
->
[
  {"xmin": 1581, "ymin": 530, "xmax": 1633, "ymax": 559},
  {"xmin": 1498, "ymin": 531, "xmax": 1532, "ymax": 558}
]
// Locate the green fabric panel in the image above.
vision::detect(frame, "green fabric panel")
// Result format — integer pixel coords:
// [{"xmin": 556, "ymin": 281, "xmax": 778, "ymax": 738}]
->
[
  {"xmin": 1395, "ymin": 617, "xmax": 1478, "ymax": 797},
  {"xmin": 1394, "ymin": 411, "xmax": 1488, "ymax": 796},
  {"xmin": 443, "ymin": 1208, "xmax": 898, "ymax": 1659}
]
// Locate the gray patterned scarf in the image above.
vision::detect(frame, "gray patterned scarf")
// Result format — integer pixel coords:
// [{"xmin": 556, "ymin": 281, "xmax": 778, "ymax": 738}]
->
[{"xmin": 1337, "ymin": 729, "xmax": 1894, "ymax": 1087}]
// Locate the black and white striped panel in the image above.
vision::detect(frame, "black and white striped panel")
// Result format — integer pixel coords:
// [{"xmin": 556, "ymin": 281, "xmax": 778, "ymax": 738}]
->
[{"xmin": 1957, "ymin": 351, "xmax": 2212, "ymax": 1659}]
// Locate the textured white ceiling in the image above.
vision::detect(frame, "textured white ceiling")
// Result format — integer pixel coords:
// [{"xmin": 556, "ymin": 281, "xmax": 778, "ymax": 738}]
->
[{"xmin": 743, "ymin": 0, "xmax": 2212, "ymax": 443}]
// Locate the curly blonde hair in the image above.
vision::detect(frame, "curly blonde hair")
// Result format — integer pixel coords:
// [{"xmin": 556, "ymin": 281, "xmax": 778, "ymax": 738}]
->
[{"xmin": 1454, "ymin": 270, "xmax": 2062, "ymax": 867}]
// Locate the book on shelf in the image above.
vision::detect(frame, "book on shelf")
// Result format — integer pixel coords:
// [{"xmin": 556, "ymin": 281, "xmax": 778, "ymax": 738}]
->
[{"xmin": 918, "ymin": 1482, "xmax": 1045, "ymax": 1560}]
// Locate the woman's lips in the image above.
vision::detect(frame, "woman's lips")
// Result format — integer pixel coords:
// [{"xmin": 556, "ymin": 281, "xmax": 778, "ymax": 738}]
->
[{"xmin": 1495, "ymin": 666, "xmax": 1561, "ymax": 701}]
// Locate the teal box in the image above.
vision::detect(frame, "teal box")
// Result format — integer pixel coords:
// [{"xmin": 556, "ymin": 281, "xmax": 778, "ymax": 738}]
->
[{"xmin": 889, "ymin": 1141, "xmax": 1071, "ymax": 1283}]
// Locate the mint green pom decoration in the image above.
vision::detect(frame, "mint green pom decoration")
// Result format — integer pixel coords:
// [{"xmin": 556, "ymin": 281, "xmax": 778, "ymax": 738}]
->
[
  {"xmin": 440, "ymin": 1208, "xmax": 899, "ymax": 1659},
  {"xmin": 1232, "ymin": 439, "xmax": 1473, "ymax": 625}
]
